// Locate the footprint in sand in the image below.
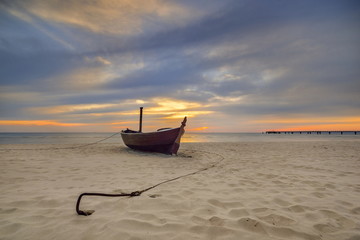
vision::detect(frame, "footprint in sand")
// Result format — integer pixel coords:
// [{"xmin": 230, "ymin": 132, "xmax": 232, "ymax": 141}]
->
[
  {"xmin": 209, "ymin": 216, "xmax": 225, "ymax": 226},
  {"xmin": 273, "ymin": 197, "xmax": 291, "ymax": 207},
  {"xmin": 287, "ymin": 204, "xmax": 313, "ymax": 213},
  {"xmin": 259, "ymin": 214, "xmax": 296, "ymax": 226},
  {"xmin": 0, "ymin": 208, "xmax": 18, "ymax": 214},
  {"xmin": 228, "ymin": 208, "xmax": 249, "ymax": 218},
  {"xmin": 148, "ymin": 194, "xmax": 162, "ymax": 198},
  {"xmin": 313, "ymin": 210, "xmax": 356, "ymax": 233},
  {"xmin": 351, "ymin": 207, "xmax": 360, "ymax": 214},
  {"xmin": 1, "ymin": 222, "xmax": 23, "ymax": 235},
  {"xmin": 237, "ymin": 217, "xmax": 267, "ymax": 235}
]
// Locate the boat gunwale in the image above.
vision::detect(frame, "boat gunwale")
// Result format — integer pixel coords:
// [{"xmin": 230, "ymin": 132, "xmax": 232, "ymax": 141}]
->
[{"xmin": 121, "ymin": 127, "xmax": 179, "ymax": 135}]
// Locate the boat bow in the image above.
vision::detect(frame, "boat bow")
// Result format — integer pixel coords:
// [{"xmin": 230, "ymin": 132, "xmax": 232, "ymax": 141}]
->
[{"xmin": 121, "ymin": 114, "xmax": 187, "ymax": 155}]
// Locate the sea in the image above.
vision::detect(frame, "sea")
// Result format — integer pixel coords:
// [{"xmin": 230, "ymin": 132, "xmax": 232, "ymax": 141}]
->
[{"xmin": 0, "ymin": 132, "xmax": 358, "ymax": 145}]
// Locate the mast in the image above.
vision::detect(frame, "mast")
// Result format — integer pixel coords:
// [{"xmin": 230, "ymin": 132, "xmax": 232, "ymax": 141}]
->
[{"xmin": 139, "ymin": 107, "xmax": 143, "ymax": 132}]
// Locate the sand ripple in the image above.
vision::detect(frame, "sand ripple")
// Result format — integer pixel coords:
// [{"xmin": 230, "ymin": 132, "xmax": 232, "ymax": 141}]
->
[{"xmin": 1, "ymin": 141, "xmax": 360, "ymax": 239}]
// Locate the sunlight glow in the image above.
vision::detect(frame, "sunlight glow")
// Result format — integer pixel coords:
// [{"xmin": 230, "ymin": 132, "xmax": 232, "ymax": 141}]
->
[
  {"xmin": 190, "ymin": 126, "xmax": 209, "ymax": 131},
  {"xmin": 143, "ymin": 98, "xmax": 213, "ymax": 119},
  {"xmin": 256, "ymin": 116, "xmax": 360, "ymax": 124},
  {"xmin": 148, "ymin": 98, "xmax": 202, "ymax": 112},
  {"xmin": 0, "ymin": 120, "xmax": 88, "ymax": 127},
  {"xmin": 163, "ymin": 111, "xmax": 213, "ymax": 119},
  {"xmin": 259, "ymin": 116, "xmax": 360, "ymax": 131},
  {"xmin": 273, "ymin": 124, "xmax": 359, "ymax": 132}
]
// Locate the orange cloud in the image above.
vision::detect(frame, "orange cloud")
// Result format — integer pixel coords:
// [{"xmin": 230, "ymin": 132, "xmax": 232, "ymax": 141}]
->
[
  {"xmin": 110, "ymin": 121, "xmax": 138, "ymax": 125},
  {"xmin": 189, "ymin": 126, "xmax": 209, "ymax": 131},
  {"xmin": 148, "ymin": 98, "xmax": 202, "ymax": 112},
  {"xmin": 256, "ymin": 116, "xmax": 360, "ymax": 124},
  {"xmin": 273, "ymin": 123, "xmax": 359, "ymax": 132},
  {"xmin": 0, "ymin": 120, "xmax": 88, "ymax": 127},
  {"xmin": 163, "ymin": 111, "xmax": 213, "ymax": 119},
  {"xmin": 143, "ymin": 98, "xmax": 213, "ymax": 119},
  {"xmin": 259, "ymin": 116, "xmax": 360, "ymax": 131},
  {"xmin": 0, "ymin": 120, "xmax": 140, "ymax": 128}
]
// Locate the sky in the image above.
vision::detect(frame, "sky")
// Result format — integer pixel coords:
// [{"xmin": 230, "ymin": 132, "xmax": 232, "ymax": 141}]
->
[{"xmin": 0, "ymin": 0, "xmax": 359, "ymax": 133}]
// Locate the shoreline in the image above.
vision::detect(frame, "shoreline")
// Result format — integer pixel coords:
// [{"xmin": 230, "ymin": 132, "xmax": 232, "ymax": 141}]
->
[{"xmin": 1, "ymin": 141, "xmax": 360, "ymax": 240}]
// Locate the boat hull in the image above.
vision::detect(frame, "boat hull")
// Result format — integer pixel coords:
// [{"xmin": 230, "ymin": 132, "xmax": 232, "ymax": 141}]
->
[{"xmin": 121, "ymin": 128, "xmax": 182, "ymax": 154}]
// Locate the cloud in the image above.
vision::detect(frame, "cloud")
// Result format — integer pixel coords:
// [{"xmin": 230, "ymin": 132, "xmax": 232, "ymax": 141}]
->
[
  {"xmin": 0, "ymin": 8, "xmax": 75, "ymax": 53},
  {"xmin": 255, "ymin": 116, "xmax": 360, "ymax": 131},
  {"xmin": 2, "ymin": 0, "xmax": 204, "ymax": 36},
  {"xmin": 29, "ymin": 103, "xmax": 118, "ymax": 115},
  {"xmin": 0, "ymin": 120, "xmax": 88, "ymax": 127},
  {"xmin": 0, "ymin": 0, "xmax": 359, "ymax": 132},
  {"xmin": 55, "ymin": 66, "xmax": 114, "ymax": 90},
  {"xmin": 84, "ymin": 56, "xmax": 112, "ymax": 65}
]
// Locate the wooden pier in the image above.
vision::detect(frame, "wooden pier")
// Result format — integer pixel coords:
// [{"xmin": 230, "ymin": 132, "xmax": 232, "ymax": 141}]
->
[{"xmin": 265, "ymin": 131, "xmax": 358, "ymax": 135}]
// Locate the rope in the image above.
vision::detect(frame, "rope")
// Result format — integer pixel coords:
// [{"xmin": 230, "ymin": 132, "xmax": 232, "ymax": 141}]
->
[
  {"xmin": 1, "ymin": 133, "xmax": 226, "ymax": 216},
  {"xmin": 0, "ymin": 132, "xmax": 122, "ymax": 151},
  {"xmin": 76, "ymin": 150, "xmax": 225, "ymax": 216}
]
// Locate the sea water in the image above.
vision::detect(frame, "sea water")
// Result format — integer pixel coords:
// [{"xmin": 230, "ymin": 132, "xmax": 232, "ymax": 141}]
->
[{"xmin": 0, "ymin": 132, "xmax": 358, "ymax": 145}]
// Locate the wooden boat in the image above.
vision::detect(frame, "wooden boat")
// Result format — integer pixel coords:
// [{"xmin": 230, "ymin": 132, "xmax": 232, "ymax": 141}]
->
[{"xmin": 121, "ymin": 107, "xmax": 187, "ymax": 155}]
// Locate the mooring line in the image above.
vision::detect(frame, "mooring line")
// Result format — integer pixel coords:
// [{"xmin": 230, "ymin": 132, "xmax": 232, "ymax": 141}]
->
[
  {"xmin": 1, "ymin": 134, "xmax": 226, "ymax": 216},
  {"xmin": 76, "ymin": 149, "xmax": 225, "ymax": 216},
  {"xmin": 0, "ymin": 132, "xmax": 122, "ymax": 151}
]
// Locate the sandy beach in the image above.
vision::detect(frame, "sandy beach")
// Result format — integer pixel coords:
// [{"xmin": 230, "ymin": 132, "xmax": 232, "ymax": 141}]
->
[{"xmin": 1, "ymin": 140, "xmax": 360, "ymax": 240}]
